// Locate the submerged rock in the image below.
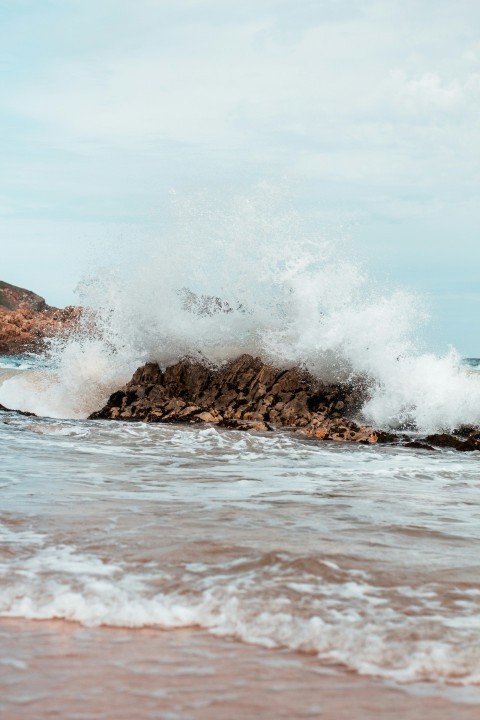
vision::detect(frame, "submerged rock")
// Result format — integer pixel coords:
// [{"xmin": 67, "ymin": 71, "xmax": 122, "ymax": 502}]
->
[
  {"xmin": 90, "ymin": 354, "xmax": 380, "ymax": 444},
  {"xmin": 425, "ymin": 432, "xmax": 480, "ymax": 452},
  {"xmin": 403, "ymin": 440, "xmax": 437, "ymax": 451}
]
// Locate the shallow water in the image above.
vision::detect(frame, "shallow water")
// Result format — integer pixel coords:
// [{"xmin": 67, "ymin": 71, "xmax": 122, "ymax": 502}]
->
[
  {"xmin": 1, "ymin": 383, "xmax": 480, "ymax": 717},
  {"xmin": 3, "ymin": 620, "xmax": 480, "ymax": 720}
]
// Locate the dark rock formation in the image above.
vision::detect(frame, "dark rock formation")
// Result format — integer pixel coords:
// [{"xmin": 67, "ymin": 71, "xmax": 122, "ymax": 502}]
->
[
  {"xmin": 90, "ymin": 355, "xmax": 480, "ymax": 451},
  {"xmin": 0, "ymin": 403, "xmax": 35, "ymax": 417},
  {"xmin": 404, "ymin": 441, "xmax": 436, "ymax": 451},
  {"xmin": 397, "ymin": 429, "xmax": 480, "ymax": 452},
  {"xmin": 90, "ymin": 354, "xmax": 381, "ymax": 444},
  {"xmin": 425, "ymin": 432, "xmax": 480, "ymax": 452},
  {"xmin": 0, "ymin": 280, "xmax": 81, "ymax": 355}
]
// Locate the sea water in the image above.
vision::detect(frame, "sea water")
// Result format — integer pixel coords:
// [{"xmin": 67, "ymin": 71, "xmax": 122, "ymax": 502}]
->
[
  {"xmin": 1, "ymin": 357, "xmax": 480, "ymax": 718},
  {"xmin": 1, "ymin": 191, "xmax": 480, "ymax": 717}
]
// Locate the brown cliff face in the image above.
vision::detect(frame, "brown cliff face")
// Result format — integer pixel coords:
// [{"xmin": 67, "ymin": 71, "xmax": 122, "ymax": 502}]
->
[
  {"xmin": 89, "ymin": 354, "xmax": 383, "ymax": 444},
  {"xmin": 0, "ymin": 281, "xmax": 81, "ymax": 355},
  {"xmin": 0, "ymin": 280, "xmax": 50, "ymax": 313}
]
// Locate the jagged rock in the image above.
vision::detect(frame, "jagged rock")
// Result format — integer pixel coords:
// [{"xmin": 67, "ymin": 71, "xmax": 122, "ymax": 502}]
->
[
  {"xmin": 90, "ymin": 354, "xmax": 381, "ymax": 445},
  {"xmin": 88, "ymin": 355, "xmax": 480, "ymax": 451}
]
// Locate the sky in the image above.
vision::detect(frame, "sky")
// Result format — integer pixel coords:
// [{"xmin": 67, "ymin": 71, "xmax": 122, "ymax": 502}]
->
[{"xmin": 1, "ymin": 0, "xmax": 479, "ymax": 354}]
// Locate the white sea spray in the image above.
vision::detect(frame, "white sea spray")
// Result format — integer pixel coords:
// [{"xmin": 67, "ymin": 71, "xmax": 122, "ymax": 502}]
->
[{"xmin": 1, "ymin": 186, "xmax": 479, "ymax": 430}]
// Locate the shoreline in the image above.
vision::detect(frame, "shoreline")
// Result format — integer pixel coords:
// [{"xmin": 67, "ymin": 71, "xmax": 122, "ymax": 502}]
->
[{"xmin": 1, "ymin": 618, "xmax": 479, "ymax": 720}]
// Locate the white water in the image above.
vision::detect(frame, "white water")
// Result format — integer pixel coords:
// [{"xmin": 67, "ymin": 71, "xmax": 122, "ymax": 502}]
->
[
  {"xmin": 1, "ymin": 410, "xmax": 480, "ymax": 695},
  {"xmin": 1, "ymin": 188, "xmax": 480, "ymax": 430}
]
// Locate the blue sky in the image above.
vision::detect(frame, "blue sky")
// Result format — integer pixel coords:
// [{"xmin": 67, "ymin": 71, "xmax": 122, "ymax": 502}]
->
[{"xmin": 1, "ymin": 0, "xmax": 479, "ymax": 353}]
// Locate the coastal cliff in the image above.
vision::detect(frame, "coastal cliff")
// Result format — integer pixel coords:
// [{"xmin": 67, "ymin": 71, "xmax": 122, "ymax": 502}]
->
[{"xmin": 0, "ymin": 280, "xmax": 81, "ymax": 355}]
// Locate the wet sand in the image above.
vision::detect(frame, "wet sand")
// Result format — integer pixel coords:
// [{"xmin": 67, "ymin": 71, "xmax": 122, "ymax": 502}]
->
[{"xmin": 1, "ymin": 619, "xmax": 479, "ymax": 720}]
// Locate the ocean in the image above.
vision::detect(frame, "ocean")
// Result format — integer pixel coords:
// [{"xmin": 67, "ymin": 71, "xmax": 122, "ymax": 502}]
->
[
  {"xmin": 1, "ymin": 352, "xmax": 480, "ymax": 718},
  {"xmin": 1, "ymin": 208, "xmax": 480, "ymax": 717}
]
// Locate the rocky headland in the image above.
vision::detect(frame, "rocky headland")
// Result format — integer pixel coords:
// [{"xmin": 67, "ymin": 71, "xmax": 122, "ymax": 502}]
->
[
  {"xmin": 89, "ymin": 354, "xmax": 480, "ymax": 451},
  {"xmin": 0, "ymin": 280, "xmax": 81, "ymax": 355}
]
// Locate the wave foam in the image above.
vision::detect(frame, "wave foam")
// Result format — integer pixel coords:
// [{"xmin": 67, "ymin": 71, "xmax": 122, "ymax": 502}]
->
[
  {"xmin": 1, "ymin": 187, "xmax": 479, "ymax": 430},
  {"xmin": 1, "ymin": 540, "xmax": 480, "ymax": 686}
]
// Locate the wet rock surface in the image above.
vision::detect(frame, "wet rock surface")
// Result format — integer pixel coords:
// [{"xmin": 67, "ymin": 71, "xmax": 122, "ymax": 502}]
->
[
  {"xmin": 90, "ymin": 354, "xmax": 381, "ymax": 444},
  {"xmin": 90, "ymin": 355, "xmax": 480, "ymax": 451},
  {"xmin": 424, "ymin": 432, "xmax": 480, "ymax": 452}
]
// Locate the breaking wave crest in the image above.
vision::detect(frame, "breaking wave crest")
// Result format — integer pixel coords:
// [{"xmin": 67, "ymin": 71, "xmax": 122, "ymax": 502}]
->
[
  {"xmin": 1, "ymin": 186, "xmax": 479, "ymax": 430},
  {"xmin": 2, "ymin": 535, "xmax": 480, "ymax": 686}
]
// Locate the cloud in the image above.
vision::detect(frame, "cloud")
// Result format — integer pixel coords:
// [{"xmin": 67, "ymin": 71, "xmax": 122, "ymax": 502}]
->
[
  {"xmin": 1, "ymin": 0, "xmax": 479, "ymax": 229},
  {"xmin": 1, "ymin": 0, "xmax": 479, "ymax": 351},
  {"xmin": 2, "ymin": 0, "xmax": 478, "ymax": 172},
  {"xmin": 5, "ymin": 16, "xmax": 391, "ymax": 145},
  {"xmin": 393, "ymin": 69, "xmax": 480, "ymax": 113}
]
